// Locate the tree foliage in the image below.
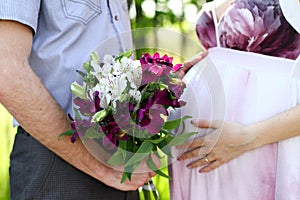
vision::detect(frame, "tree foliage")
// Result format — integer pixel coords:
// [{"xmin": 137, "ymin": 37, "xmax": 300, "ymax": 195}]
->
[{"xmin": 128, "ymin": 0, "xmax": 213, "ymax": 31}]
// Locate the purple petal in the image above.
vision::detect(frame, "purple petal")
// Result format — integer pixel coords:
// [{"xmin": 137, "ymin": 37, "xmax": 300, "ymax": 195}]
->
[
  {"xmin": 196, "ymin": 10, "xmax": 217, "ymax": 49},
  {"xmin": 103, "ymin": 133, "xmax": 117, "ymax": 150},
  {"xmin": 171, "ymin": 64, "xmax": 182, "ymax": 72},
  {"xmin": 149, "ymin": 64, "xmax": 167, "ymax": 76}
]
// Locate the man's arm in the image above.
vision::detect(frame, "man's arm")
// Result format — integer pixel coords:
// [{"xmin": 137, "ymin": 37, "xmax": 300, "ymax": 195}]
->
[{"xmin": 0, "ymin": 20, "xmax": 150, "ymax": 190}]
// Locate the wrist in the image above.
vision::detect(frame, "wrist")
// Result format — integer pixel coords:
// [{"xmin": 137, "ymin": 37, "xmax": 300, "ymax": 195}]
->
[
  {"xmin": 243, "ymin": 123, "xmax": 264, "ymax": 151},
  {"xmin": 69, "ymin": 141, "xmax": 108, "ymax": 180}
]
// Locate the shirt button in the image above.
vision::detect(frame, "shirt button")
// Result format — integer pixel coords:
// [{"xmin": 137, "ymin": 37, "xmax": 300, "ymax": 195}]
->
[{"xmin": 114, "ymin": 15, "xmax": 118, "ymax": 21}]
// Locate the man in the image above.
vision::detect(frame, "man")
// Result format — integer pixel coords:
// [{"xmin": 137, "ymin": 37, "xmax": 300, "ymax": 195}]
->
[{"xmin": 0, "ymin": 1, "xmax": 153, "ymax": 199}]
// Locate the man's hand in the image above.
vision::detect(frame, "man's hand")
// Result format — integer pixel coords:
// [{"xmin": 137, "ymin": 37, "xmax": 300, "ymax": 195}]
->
[
  {"xmin": 0, "ymin": 20, "xmax": 153, "ymax": 191},
  {"xmin": 102, "ymin": 154, "xmax": 160, "ymax": 190}
]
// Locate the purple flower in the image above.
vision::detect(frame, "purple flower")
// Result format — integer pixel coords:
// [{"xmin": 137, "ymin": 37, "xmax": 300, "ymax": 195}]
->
[
  {"xmin": 171, "ymin": 64, "xmax": 183, "ymax": 72},
  {"xmin": 139, "ymin": 52, "xmax": 182, "ymax": 86},
  {"xmin": 93, "ymin": 91, "xmax": 101, "ymax": 112},
  {"xmin": 68, "ymin": 114, "xmax": 79, "ymax": 143},
  {"xmin": 140, "ymin": 52, "xmax": 173, "ymax": 67},
  {"xmin": 113, "ymin": 101, "xmax": 134, "ymax": 130},
  {"xmin": 101, "ymin": 120, "xmax": 128, "ymax": 150},
  {"xmin": 73, "ymin": 91, "xmax": 102, "ymax": 115},
  {"xmin": 166, "ymin": 78, "xmax": 186, "ymax": 98},
  {"xmin": 136, "ymin": 104, "xmax": 167, "ymax": 135},
  {"xmin": 140, "ymin": 64, "xmax": 161, "ymax": 86},
  {"xmin": 103, "ymin": 131, "xmax": 117, "ymax": 151},
  {"xmin": 73, "ymin": 97, "xmax": 96, "ymax": 115},
  {"xmin": 154, "ymin": 89, "xmax": 182, "ymax": 108},
  {"xmin": 147, "ymin": 104, "xmax": 168, "ymax": 134},
  {"xmin": 196, "ymin": 0, "xmax": 300, "ymax": 59},
  {"xmin": 69, "ymin": 114, "xmax": 95, "ymax": 143},
  {"xmin": 136, "ymin": 108, "xmax": 151, "ymax": 127},
  {"xmin": 135, "ymin": 89, "xmax": 184, "ymax": 134}
]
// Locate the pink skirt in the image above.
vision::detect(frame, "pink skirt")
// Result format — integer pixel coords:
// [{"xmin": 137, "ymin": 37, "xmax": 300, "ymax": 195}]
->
[{"xmin": 169, "ymin": 47, "xmax": 300, "ymax": 200}]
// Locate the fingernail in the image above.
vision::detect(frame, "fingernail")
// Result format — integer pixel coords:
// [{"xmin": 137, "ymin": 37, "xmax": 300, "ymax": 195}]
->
[{"xmin": 191, "ymin": 120, "xmax": 196, "ymax": 124}]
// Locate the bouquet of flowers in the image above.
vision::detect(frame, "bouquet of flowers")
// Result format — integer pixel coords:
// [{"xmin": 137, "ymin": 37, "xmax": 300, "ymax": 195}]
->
[{"xmin": 60, "ymin": 50, "xmax": 196, "ymax": 197}]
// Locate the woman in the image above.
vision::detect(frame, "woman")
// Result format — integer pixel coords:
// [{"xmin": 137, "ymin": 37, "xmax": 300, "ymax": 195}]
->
[{"xmin": 169, "ymin": 0, "xmax": 300, "ymax": 199}]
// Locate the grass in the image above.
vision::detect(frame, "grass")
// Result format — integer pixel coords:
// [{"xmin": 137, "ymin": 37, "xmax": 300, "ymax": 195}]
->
[
  {"xmin": 0, "ymin": 104, "xmax": 16, "ymax": 200},
  {"xmin": 0, "ymin": 104, "xmax": 170, "ymax": 200}
]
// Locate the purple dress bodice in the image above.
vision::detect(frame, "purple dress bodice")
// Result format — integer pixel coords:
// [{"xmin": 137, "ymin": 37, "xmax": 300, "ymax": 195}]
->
[{"xmin": 196, "ymin": 0, "xmax": 300, "ymax": 60}]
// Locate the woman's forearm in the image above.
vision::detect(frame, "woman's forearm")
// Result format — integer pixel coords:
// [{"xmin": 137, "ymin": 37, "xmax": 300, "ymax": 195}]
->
[{"xmin": 246, "ymin": 105, "xmax": 300, "ymax": 150}]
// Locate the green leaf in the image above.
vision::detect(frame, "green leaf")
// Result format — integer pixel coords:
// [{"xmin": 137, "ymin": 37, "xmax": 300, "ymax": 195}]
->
[
  {"xmin": 76, "ymin": 70, "xmax": 87, "ymax": 78},
  {"xmin": 92, "ymin": 110, "xmax": 108, "ymax": 122},
  {"xmin": 84, "ymin": 127, "xmax": 101, "ymax": 139},
  {"xmin": 119, "ymin": 94, "xmax": 128, "ymax": 102},
  {"xmin": 167, "ymin": 132, "xmax": 197, "ymax": 146},
  {"xmin": 125, "ymin": 140, "xmax": 153, "ymax": 167},
  {"xmin": 121, "ymin": 162, "xmax": 140, "ymax": 183},
  {"xmin": 123, "ymin": 50, "xmax": 133, "ymax": 58},
  {"xmin": 58, "ymin": 129, "xmax": 75, "ymax": 140},
  {"xmin": 83, "ymin": 62, "xmax": 91, "ymax": 73},
  {"xmin": 90, "ymin": 52, "xmax": 100, "ymax": 64},
  {"xmin": 157, "ymin": 139, "xmax": 173, "ymax": 158},
  {"xmin": 107, "ymin": 149, "xmax": 124, "ymax": 166},
  {"xmin": 146, "ymin": 156, "xmax": 171, "ymax": 180},
  {"xmin": 121, "ymin": 171, "xmax": 131, "ymax": 183},
  {"xmin": 115, "ymin": 50, "xmax": 133, "ymax": 62},
  {"xmin": 74, "ymin": 109, "xmax": 82, "ymax": 119},
  {"xmin": 148, "ymin": 137, "xmax": 165, "ymax": 144},
  {"xmin": 163, "ymin": 115, "xmax": 192, "ymax": 130},
  {"xmin": 70, "ymin": 82, "xmax": 87, "ymax": 100}
]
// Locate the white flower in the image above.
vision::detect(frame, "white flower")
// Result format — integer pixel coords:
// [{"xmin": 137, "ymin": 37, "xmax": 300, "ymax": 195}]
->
[
  {"xmin": 126, "ymin": 60, "xmax": 142, "ymax": 89},
  {"xmin": 120, "ymin": 57, "xmax": 131, "ymax": 70},
  {"xmin": 112, "ymin": 62, "xmax": 122, "ymax": 76},
  {"xmin": 129, "ymin": 89, "xmax": 141, "ymax": 102},
  {"xmin": 80, "ymin": 52, "xmax": 144, "ymax": 110},
  {"xmin": 110, "ymin": 74, "xmax": 128, "ymax": 100},
  {"xmin": 103, "ymin": 54, "xmax": 114, "ymax": 64},
  {"xmin": 100, "ymin": 94, "xmax": 111, "ymax": 109},
  {"xmin": 90, "ymin": 59, "xmax": 101, "ymax": 73},
  {"xmin": 102, "ymin": 63, "xmax": 112, "ymax": 75}
]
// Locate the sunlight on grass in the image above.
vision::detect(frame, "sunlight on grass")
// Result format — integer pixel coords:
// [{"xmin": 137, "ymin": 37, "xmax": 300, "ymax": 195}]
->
[
  {"xmin": 0, "ymin": 104, "xmax": 16, "ymax": 200},
  {"xmin": 139, "ymin": 153, "xmax": 170, "ymax": 200},
  {"xmin": 139, "ymin": 167, "xmax": 170, "ymax": 200}
]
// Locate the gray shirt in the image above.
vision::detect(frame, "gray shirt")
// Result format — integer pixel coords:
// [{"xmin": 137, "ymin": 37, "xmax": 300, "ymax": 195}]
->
[{"xmin": 0, "ymin": 0, "xmax": 133, "ymax": 117}]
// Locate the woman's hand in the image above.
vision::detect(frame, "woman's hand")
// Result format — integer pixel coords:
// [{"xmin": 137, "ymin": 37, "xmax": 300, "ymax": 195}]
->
[
  {"xmin": 178, "ymin": 51, "xmax": 208, "ymax": 79},
  {"xmin": 177, "ymin": 120, "xmax": 257, "ymax": 173}
]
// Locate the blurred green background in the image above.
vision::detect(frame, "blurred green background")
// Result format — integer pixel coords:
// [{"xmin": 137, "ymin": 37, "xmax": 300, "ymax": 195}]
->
[
  {"xmin": 0, "ymin": 0, "xmax": 209, "ymax": 199},
  {"xmin": 0, "ymin": 105, "xmax": 16, "ymax": 200}
]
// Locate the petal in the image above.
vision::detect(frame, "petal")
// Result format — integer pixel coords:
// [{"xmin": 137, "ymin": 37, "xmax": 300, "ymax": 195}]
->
[
  {"xmin": 171, "ymin": 64, "xmax": 182, "ymax": 72},
  {"xmin": 103, "ymin": 133, "xmax": 117, "ymax": 150},
  {"xmin": 153, "ymin": 52, "xmax": 160, "ymax": 60}
]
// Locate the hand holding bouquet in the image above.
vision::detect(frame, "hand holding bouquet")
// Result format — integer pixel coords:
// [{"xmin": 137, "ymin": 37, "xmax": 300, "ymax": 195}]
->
[{"xmin": 60, "ymin": 50, "xmax": 197, "ymax": 197}]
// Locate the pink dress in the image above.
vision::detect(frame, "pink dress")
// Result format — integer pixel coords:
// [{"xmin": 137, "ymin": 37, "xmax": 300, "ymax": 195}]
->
[{"xmin": 169, "ymin": 0, "xmax": 300, "ymax": 199}]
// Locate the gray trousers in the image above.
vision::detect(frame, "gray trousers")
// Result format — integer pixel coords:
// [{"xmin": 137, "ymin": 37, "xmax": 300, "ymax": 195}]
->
[{"xmin": 10, "ymin": 127, "xmax": 139, "ymax": 200}]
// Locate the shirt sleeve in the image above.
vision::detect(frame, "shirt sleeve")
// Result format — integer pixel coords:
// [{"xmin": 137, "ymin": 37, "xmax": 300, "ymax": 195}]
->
[{"xmin": 0, "ymin": 0, "xmax": 41, "ymax": 33}]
